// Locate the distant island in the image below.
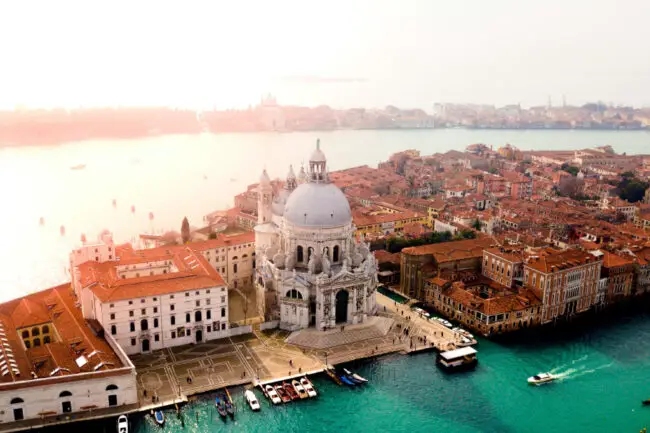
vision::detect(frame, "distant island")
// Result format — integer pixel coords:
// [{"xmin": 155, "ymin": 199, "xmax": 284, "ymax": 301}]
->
[{"xmin": 2, "ymin": 97, "xmax": 649, "ymax": 147}]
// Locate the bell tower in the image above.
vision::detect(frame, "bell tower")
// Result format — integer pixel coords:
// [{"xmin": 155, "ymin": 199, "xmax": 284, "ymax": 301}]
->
[{"xmin": 257, "ymin": 169, "xmax": 273, "ymax": 224}]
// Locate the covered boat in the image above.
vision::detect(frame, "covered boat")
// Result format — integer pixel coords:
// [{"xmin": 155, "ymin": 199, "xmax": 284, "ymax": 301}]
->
[
  {"xmin": 527, "ymin": 372, "xmax": 555, "ymax": 385},
  {"xmin": 437, "ymin": 346, "xmax": 478, "ymax": 371},
  {"xmin": 245, "ymin": 390, "xmax": 261, "ymax": 411}
]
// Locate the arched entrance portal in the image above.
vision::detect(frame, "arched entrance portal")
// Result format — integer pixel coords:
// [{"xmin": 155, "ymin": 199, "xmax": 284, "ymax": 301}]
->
[
  {"xmin": 335, "ymin": 290, "xmax": 349, "ymax": 324},
  {"xmin": 196, "ymin": 329, "xmax": 203, "ymax": 343},
  {"xmin": 141, "ymin": 339, "xmax": 150, "ymax": 352}
]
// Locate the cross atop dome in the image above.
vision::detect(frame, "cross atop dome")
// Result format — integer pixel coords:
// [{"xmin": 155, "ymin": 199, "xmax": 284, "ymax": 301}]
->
[{"xmin": 309, "ymin": 139, "xmax": 328, "ymax": 183}]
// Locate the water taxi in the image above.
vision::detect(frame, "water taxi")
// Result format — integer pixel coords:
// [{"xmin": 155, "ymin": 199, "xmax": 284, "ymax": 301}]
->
[
  {"xmin": 245, "ymin": 390, "xmax": 260, "ymax": 411},
  {"xmin": 527, "ymin": 372, "xmax": 555, "ymax": 385},
  {"xmin": 117, "ymin": 415, "xmax": 128, "ymax": 433},
  {"xmin": 437, "ymin": 347, "xmax": 478, "ymax": 371}
]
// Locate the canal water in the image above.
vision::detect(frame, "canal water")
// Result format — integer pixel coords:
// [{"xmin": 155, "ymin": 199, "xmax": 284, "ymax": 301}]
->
[{"xmin": 56, "ymin": 308, "xmax": 650, "ymax": 433}]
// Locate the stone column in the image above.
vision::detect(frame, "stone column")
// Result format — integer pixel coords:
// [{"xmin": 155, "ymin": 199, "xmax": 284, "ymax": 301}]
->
[
  {"xmin": 329, "ymin": 291, "xmax": 336, "ymax": 329},
  {"xmin": 352, "ymin": 286, "xmax": 358, "ymax": 325}
]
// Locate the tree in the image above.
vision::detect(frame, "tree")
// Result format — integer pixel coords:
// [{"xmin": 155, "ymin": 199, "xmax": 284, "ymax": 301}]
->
[
  {"xmin": 181, "ymin": 217, "xmax": 190, "ymax": 244},
  {"xmin": 472, "ymin": 219, "xmax": 481, "ymax": 231}
]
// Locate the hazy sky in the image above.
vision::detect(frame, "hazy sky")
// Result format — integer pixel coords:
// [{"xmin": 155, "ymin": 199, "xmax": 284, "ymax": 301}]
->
[{"xmin": 2, "ymin": 0, "xmax": 649, "ymax": 109}]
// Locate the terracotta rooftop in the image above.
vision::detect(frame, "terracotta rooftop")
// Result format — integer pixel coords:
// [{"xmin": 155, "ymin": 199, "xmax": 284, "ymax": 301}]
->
[
  {"xmin": 0, "ymin": 283, "xmax": 123, "ymax": 384},
  {"xmin": 525, "ymin": 248, "xmax": 601, "ymax": 273},
  {"xmin": 598, "ymin": 250, "xmax": 635, "ymax": 268},
  {"xmin": 401, "ymin": 237, "xmax": 496, "ymax": 261},
  {"xmin": 79, "ymin": 245, "xmax": 226, "ymax": 302}
]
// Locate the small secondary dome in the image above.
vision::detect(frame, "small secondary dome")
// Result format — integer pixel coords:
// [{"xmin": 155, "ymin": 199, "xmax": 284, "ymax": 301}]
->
[
  {"xmin": 310, "ymin": 139, "xmax": 327, "ymax": 163},
  {"xmin": 260, "ymin": 169, "xmax": 271, "ymax": 184},
  {"xmin": 284, "ymin": 183, "xmax": 352, "ymax": 228}
]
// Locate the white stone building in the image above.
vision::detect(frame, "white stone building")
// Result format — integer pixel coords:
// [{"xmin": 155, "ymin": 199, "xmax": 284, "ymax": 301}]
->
[{"xmin": 255, "ymin": 140, "xmax": 378, "ymax": 331}]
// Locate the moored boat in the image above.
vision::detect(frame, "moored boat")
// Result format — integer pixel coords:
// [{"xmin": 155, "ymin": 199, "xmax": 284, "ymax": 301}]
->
[
  {"xmin": 437, "ymin": 347, "xmax": 478, "ymax": 371},
  {"xmin": 245, "ymin": 390, "xmax": 261, "ymax": 411},
  {"xmin": 275, "ymin": 384, "xmax": 291, "ymax": 403},
  {"xmin": 214, "ymin": 396, "xmax": 228, "ymax": 418},
  {"xmin": 264, "ymin": 385, "xmax": 282, "ymax": 405},
  {"xmin": 527, "ymin": 372, "xmax": 555, "ymax": 385},
  {"xmin": 283, "ymin": 381, "xmax": 299, "ymax": 400},
  {"xmin": 225, "ymin": 389, "xmax": 235, "ymax": 418},
  {"xmin": 117, "ymin": 415, "xmax": 129, "ymax": 433},
  {"xmin": 325, "ymin": 368, "xmax": 343, "ymax": 385},
  {"xmin": 154, "ymin": 410, "xmax": 165, "ymax": 426},
  {"xmin": 300, "ymin": 377, "xmax": 318, "ymax": 397},
  {"xmin": 339, "ymin": 374, "xmax": 356, "ymax": 386},
  {"xmin": 642, "ymin": 399, "xmax": 650, "ymax": 406},
  {"xmin": 344, "ymin": 368, "xmax": 368, "ymax": 383},
  {"xmin": 292, "ymin": 379, "xmax": 309, "ymax": 399}
]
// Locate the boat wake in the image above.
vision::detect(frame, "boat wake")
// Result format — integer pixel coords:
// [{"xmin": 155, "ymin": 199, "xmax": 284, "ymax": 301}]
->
[
  {"xmin": 549, "ymin": 355, "xmax": 588, "ymax": 374},
  {"xmin": 553, "ymin": 363, "xmax": 613, "ymax": 381}
]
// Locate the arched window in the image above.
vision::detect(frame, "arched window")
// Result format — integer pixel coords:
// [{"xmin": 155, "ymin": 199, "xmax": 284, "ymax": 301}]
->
[
  {"xmin": 140, "ymin": 319, "xmax": 148, "ymax": 331},
  {"xmin": 31, "ymin": 327, "xmax": 40, "ymax": 337},
  {"xmin": 111, "ymin": 325, "xmax": 116, "ymax": 335},
  {"xmin": 286, "ymin": 289, "xmax": 303, "ymax": 299},
  {"xmin": 195, "ymin": 311, "xmax": 202, "ymax": 322},
  {"xmin": 33, "ymin": 338, "xmax": 41, "ymax": 347},
  {"xmin": 297, "ymin": 246, "xmax": 304, "ymax": 262},
  {"xmin": 44, "ymin": 336, "xmax": 51, "ymax": 344},
  {"xmin": 21, "ymin": 330, "xmax": 29, "ymax": 339},
  {"xmin": 333, "ymin": 245, "xmax": 340, "ymax": 262},
  {"xmin": 186, "ymin": 313, "xmax": 191, "ymax": 323},
  {"xmin": 42, "ymin": 325, "xmax": 49, "ymax": 334},
  {"xmin": 106, "ymin": 384, "xmax": 118, "ymax": 391},
  {"xmin": 232, "ymin": 256, "xmax": 238, "ymax": 260},
  {"xmin": 233, "ymin": 263, "xmax": 238, "ymax": 273},
  {"xmin": 24, "ymin": 340, "xmax": 30, "ymax": 349},
  {"xmin": 130, "ymin": 322, "xmax": 135, "ymax": 332},
  {"xmin": 153, "ymin": 318, "xmax": 159, "ymax": 328},
  {"xmin": 10, "ymin": 398, "xmax": 24, "ymax": 404},
  {"xmin": 242, "ymin": 254, "xmax": 248, "ymax": 258},
  {"xmin": 59, "ymin": 391, "xmax": 72, "ymax": 398}
]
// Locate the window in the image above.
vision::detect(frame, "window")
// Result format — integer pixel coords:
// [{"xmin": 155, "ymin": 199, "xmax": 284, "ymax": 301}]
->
[
  {"xmin": 128, "ymin": 300, "xmax": 133, "ymax": 305},
  {"xmin": 141, "ymin": 309, "xmax": 146, "ymax": 315},
  {"xmin": 221, "ymin": 287, "xmax": 225, "ymax": 292},
  {"xmin": 154, "ymin": 318, "xmax": 159, "ymax": 328},
  {"xmin": 21, "ymin": 330, "xmax": 29, "ymax": 339},
  {"xmin": 196, "ymin": 300, "xmax": 200, "ymax": 307},
  {"xmin": 234, "ymin": 281, "xmax": 238, "ymax": 288},
  {"xmin": 206, "ymin": 299, "xmax": 211, "ymax": 305},
  {"xmin": 221, "ymin": 323, "xmax": 226, "ymax": 330},
  {"xmin": 221, "ymin": 308, "xmax": 226, "ymax": 318},
  {"xmin": 111, "ymin": 325, "xmax": 116, "ymax": 335},
  {"xmin": 206, "ymin": 290, "xmax": 210, "ymax": 294},
  {"xmin": 129, "ymin": 310, "xmax": 134, "ymax": 317},
  {"xmin": 31, "ymin": 327, "xmax": 40, "ymax": 336},
  {"xmin": 153, "ymin": 297, "xmax": 157, "ymax": 301},
  {"xmin": 110, "ymin": 313, "xmax": 115, "ymax": 320},
  {"xmin": 170, "ymin": 304, "xmax": 175, "ymax": 311},
  {"xmin": 171, "ymin": 316, "xmax": 176, "ymax": 325},
  {"xmin": 185, "ymin": 292, "xmax": 190, "ymax": 297},
  {"xmin": 140, "ymin": 319, "xmax": 148, "ymax": 331},
  {"xmin": 153, "ymin": 307, "xmax": 158, "ymax": 313},
  {"xmin": 154, "ymin": 334, "xmax": 160, "ymax": 342},
  {"xmin": 297, "ymin": 246, "xmax": 304, "ymax": 262},
  {"xmin": 221, "ymin": 296, "xmax": 225, "ymax": 303},
  {"xmin": 187, "ymin": 329, "xmax": 191, "ymax": 336},
  {"xmin": 207, "ymin": 310, "xmax": 211, "ymax": 320},
  {"xmin": 110, "ymin": 304, "xmax": 114, "ymax": 308},
  {"xmin": 33, "ymin": 338, "xmax": 41, "ymax": 347},
  {"xmin": 59, "ymin": 390, "xmax": 72, "ymax": 397},
  {"xmin": 11, "ymin": 398, "xmax": 24, "ymax": 404},
  {"xmin": 170, "ymin": 295, "xmax": 174, "ymax": 299},
  {"xmin": 141, "ymin": 299, "xmax": 145, "ymax": 304},
  {"xmin": 130, "ymin": 322, "xmax": 135, "ymax": 332},
  {"xmin": 131, "ymin": 338, "xmax": 136, "ymax": 346},
  {"xmin": 171, "ymin": 331, "xmax": 176, "ymax": 339},
  {"xmin": 186, "ymin": 313, "xmax": 191, "ymax": 323},
  {"xmin": 195, "ymin": 311, "xmax": 202, "ymax": 322},
  {"xmin": 333, "ymin": 245, "xmax": 340, "ymax": 262},
  {"xmin": 207, "ymin": 325, "xmax": 212, "ymax": 332},
  {"xmin": 44, "ymin": 336, "xmax": 51, "ymax": 344},
  {"xmin": 233, "ymin": 263, "xmax": 238, "ymax": 273}
]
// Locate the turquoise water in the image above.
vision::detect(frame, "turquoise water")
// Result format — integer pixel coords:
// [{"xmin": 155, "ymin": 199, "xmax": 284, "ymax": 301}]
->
[{"xmin": 61, "ymin": 309, "xmax": 650, "ymax": 433}]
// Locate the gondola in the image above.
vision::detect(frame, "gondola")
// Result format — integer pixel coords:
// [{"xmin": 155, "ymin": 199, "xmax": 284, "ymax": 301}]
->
[
  {"xmin": 154, "ymin": 410, "xmax": 165, "ymax": 426},
  {"xmin": 275, "ymin": 384, "xmax": 291, "ymax": 403},
  {"xmin": 214, "ymin": 396, "xmax": 228, "ymax": 418},
  {"xmin": 283, "ymin": 381, "xmax": 299, "ymax": 400}
]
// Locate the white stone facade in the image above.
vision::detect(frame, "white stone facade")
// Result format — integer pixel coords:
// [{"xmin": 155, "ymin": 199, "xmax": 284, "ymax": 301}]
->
[{"xmin": 255, "ymin": 141, "xmax": 378, "ymax": 331}]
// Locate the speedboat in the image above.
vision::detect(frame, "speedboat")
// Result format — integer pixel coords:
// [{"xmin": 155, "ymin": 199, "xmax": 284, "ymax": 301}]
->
[
  {"xmin": 300, "ymin": 377, "xmax": 318, "ymax": 397},
  {"xmin": 642, "ymin": 399, "xmax": 650, "ymax": 406},
  {"xmin": 339, "ymin": 374, "xmax": 356, "ymax": 387},
  {"xmin": 527, "ymin": 372, "xmax": 555, "ymax": 385},
  {"xmin": 264, "ymin": 385, "xmax": 282, "ymax": 405},
  {"xmin": 117, "ymin": 415, "xmax": 129, "ymax": 433},
  {"xmin": 154, "ymin": 410, "xmax": 165, "ymax": 426},
  {"xmin": 344, "ymin": 368, "xmax": 368, "ymax": 383},
  {"xmin": 292, "ymin": 379, "xmax": 309, "ymax": 399},
  {"xmin": 283, "ymin": 382, "xmax": 299, "ymax": 400},
  {"xmin": 245, "ymin": 390, "xmax": 260, "ymax": 411},
  {"xmin": 275, "ymin": 384, "xmax": 291, "ymax": 403}
]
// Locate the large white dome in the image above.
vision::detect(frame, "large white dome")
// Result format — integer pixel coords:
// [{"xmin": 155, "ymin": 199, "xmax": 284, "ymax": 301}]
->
[{"xmin": 284, "ymin": 183, "xmax": 352, "ymax": 228}]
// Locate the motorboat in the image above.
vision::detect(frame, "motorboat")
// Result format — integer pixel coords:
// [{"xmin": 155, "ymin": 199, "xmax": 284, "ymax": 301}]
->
[
  {"xmin": 245, "ymin": 390, "xmax": 261, "ymax": 411},
  {"xmin": 325, "ymin": 368, "xmax": 343, "ymax": 385},
  {"xmin": 642, "ymin": 399, "xmax": 650, "ymax": 406},
  {"xmin": 300, "ymin": 377, "xmax": 318, "ymax": 397},
  {"xmin": 283, "ymin": 381, "xmax": 299, "ymax": 400},
  {"xmin": 214, "ymin": 396, "xmax": 228, "ymax": 418},
  {"xmin": 153, "ymin": 410, "xmax": 165, "ymax": 426},
  {"xmin": 437, "ymin": 347, "xmax": 478, "ymax": 371},
  {"xmin": 225, "ymin": 389, "xmax": 235, "ymax": 418},
  {"xmin": 527, "ymin": 372, "xmax": 555, "ymax": 385},
  {"xmin": 117, "ymin": 415, "xmax": 129, "ymax": 433},
  {"xmin": 264, "ymin": 385, "xmax": 282, "ymax": 405},
  {"xmin": 344, "ymin": 368, "xmax": 368, "ymax": 383},
  {"xmin": 275, "ymin": 384, "xmax": 291, "ymax": 403},
  {"xmin": 291, "ymin": 379, "xmax": 309, "ymax": 399}
]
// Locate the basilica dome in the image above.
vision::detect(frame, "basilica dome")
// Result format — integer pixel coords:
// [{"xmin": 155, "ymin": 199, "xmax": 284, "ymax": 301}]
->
[{"xmin": 284, "ymin": 182, "xmax": 352, "ymax": 228}]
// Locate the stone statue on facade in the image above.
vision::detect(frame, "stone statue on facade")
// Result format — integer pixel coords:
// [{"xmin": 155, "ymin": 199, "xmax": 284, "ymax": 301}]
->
[
  {"xmin": 308, "ymin": 254, "xmax": 317, "ymax": 274},
  {"xmin": 285, "ymin": 253, "xmax": 295, "ymax": 270},
  {"xmin": 352, "ymin": 251, "xmax": 364, "ymax": 268},
  {"xmin": 273, "ymin": 251, "xmax": 286, "ymax": 268},
  {"xmin": 321, "ymin": 254, "xmax": 331, "ymax": 276}
]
